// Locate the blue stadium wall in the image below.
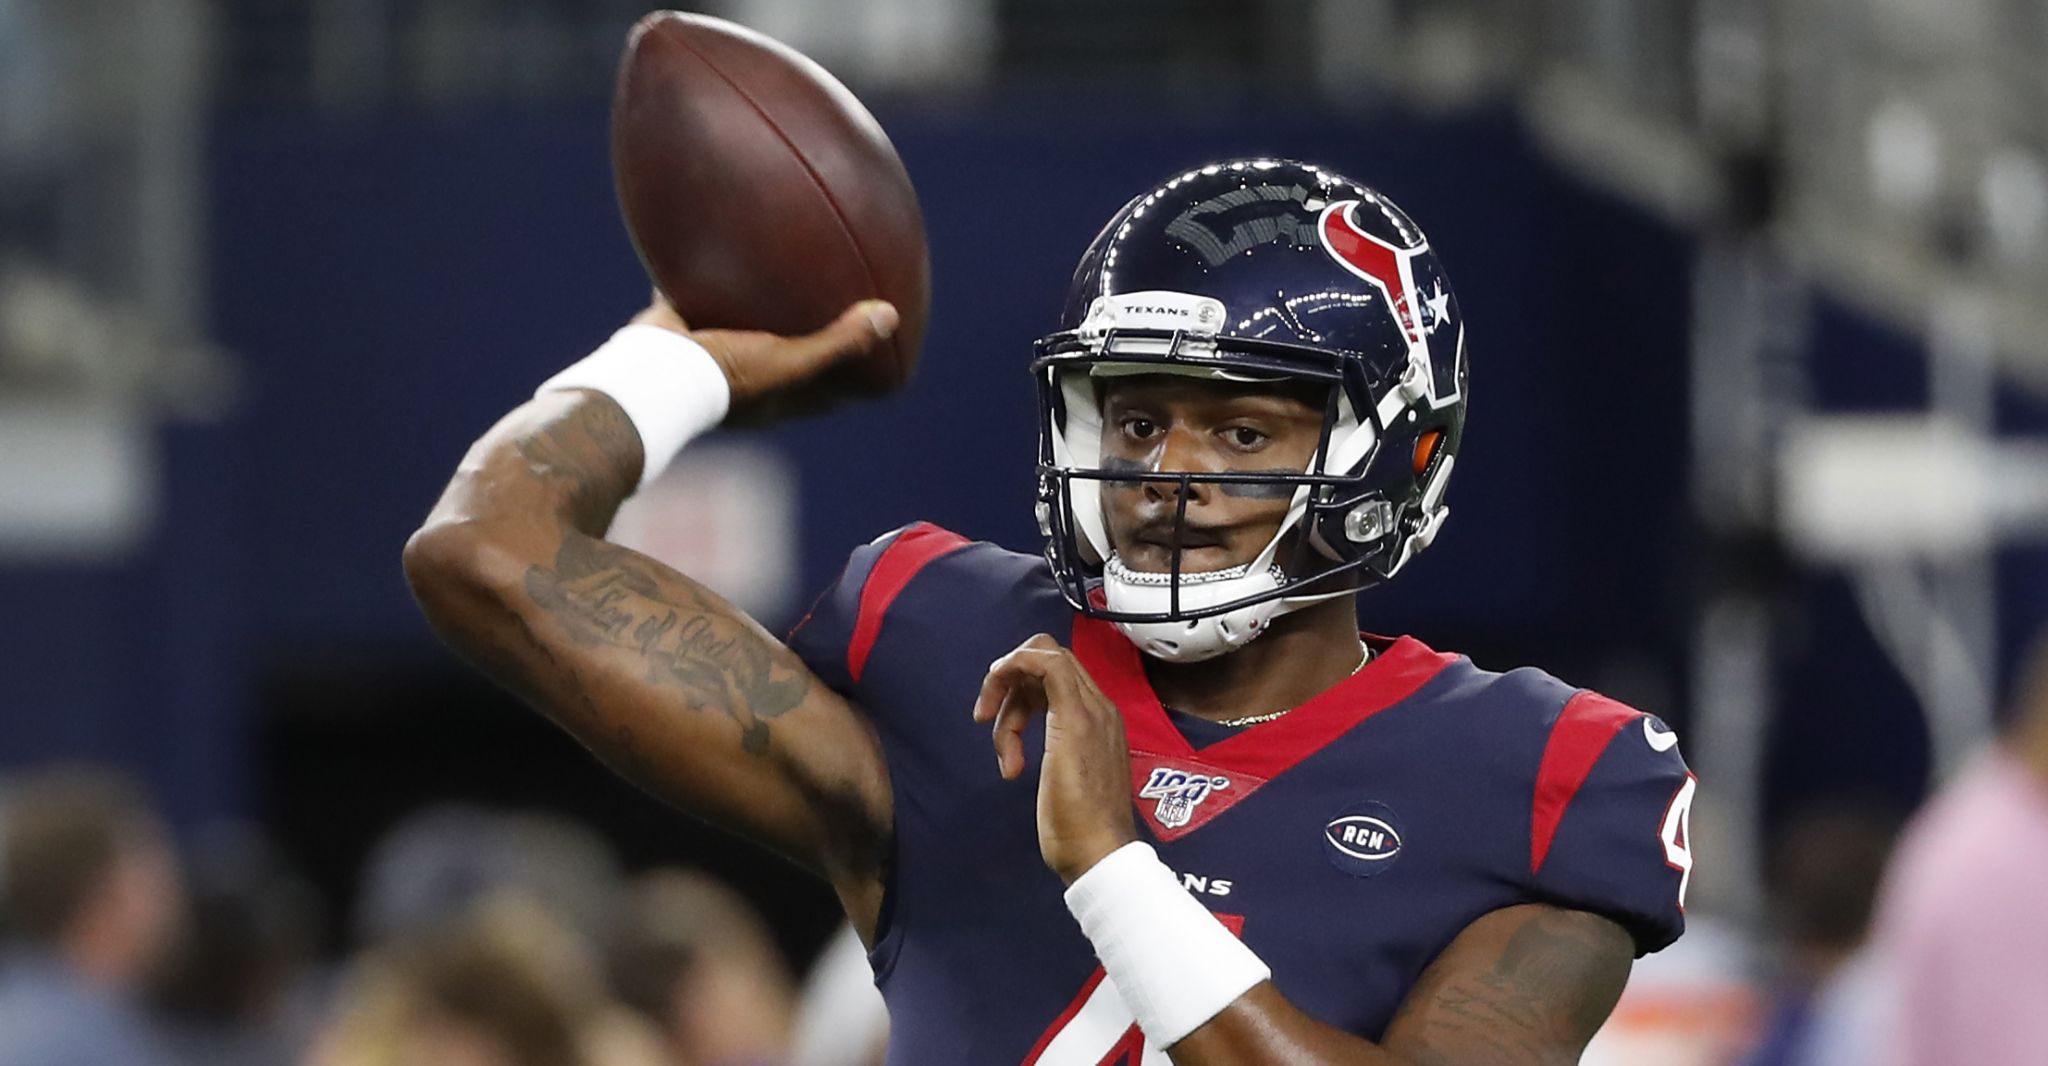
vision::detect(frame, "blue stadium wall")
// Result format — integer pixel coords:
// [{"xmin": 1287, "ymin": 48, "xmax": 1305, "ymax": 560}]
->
[{"xmin": 1, "ymin": 98, "xmax": 2043, "ymax": 844}]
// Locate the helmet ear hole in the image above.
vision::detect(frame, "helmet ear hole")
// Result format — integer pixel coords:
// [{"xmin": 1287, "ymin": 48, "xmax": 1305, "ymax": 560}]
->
[{"xmin": 1413, "ymin": 430, "xmax": 1442, "ymax": 476}]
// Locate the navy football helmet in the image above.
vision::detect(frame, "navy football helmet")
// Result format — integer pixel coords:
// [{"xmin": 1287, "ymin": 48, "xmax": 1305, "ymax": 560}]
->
[{"xmin": 1033, "ymin": 159, "xmax": 1468, "ymax": 661}]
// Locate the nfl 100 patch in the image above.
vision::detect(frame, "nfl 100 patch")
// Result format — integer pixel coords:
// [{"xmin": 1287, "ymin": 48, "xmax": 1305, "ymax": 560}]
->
[{"xmin": 1139, "ymin": 766, "xmax": 1232, "ymax": 831}]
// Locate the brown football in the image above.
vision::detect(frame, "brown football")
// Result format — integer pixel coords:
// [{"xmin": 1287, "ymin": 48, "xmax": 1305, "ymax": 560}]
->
[{"xmin": 611, "ymin": 12, "xmax": 929, "ymax": 403}]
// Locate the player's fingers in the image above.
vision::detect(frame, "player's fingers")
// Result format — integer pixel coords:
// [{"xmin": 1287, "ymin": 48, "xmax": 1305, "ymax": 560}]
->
[
  {"xmin": 782, "ymin": 300, "xmax": 898, "ymax": 371},
  {"xmin": 971, "ymin": 650, "xmax": 1030, "ymax": 723},
  {"xmin": 989, "ymin": 647, "xmax": 1104, "ymax": 743},
  {"xmin": 972, "ymin": 652, "xmax": 1050, "ymax": 755},
  {"xmin": 974, "ymin": 637, "xmax": 1067, "ymax": 722},
  {"xmin": 704, "ymin": 301, "xmax": 898, "ymax": 403},
  {"xmin": 1026, "ymin": 647, "xmax": 1107, "ymax": 724},
  {"xmin": 977, "ymin": 642, "xmax": 1075, "ymax": 778},
  {"xmin": 1040, "ymin": 664, "xmax": 1116, "ymax": 757},
  {"xmin": 629, "ymin": 287, "xmax": 691, "ymax": 333},
  {"xmin": 1052, "ymin": 648, "xmax": 1116, "ymax": 716},
  {"xmin": 971, "ymin": 663, "xmax": 1003, "ymax": 724},
  {"xmin": 991, "ymin": 685, "xmax": 1042, "ymax": 780},
  {"xmin": 1034, "ymin": 657, "xmax": 1085, "ymax": 718}
]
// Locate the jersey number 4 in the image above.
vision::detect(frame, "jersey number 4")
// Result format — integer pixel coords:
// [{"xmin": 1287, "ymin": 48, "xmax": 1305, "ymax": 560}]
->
[
  {"xmin": 1660, "ymin": 772, "xmax": 1698, "ymax": 911},
  {"xmin": 1020, "ymin": 913, "xmax": 1246, "ymax": 1066}
]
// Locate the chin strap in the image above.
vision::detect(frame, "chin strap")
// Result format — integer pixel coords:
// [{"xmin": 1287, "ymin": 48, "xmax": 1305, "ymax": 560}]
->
[
  {"xmin": 1103, "ymin": 469, "xmax": 1336, "ymax": 663},
  {"xmin": 1103, "ymin": 554, "xmax": 1285, "ymax": 662},
  {"xmin": 1103, "ymin": 548, "xmax": 1362, "ymax": 662}
]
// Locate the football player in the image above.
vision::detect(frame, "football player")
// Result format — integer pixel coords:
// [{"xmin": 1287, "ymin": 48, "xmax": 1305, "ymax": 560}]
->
[{"xmin": 405, "ymin": 160, "xmax": 1695, "ymax": 1064}]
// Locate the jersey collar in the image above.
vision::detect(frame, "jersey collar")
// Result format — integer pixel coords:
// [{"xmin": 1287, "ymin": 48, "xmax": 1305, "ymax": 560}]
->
[{"xmin": 1069, "ymin": 615, "xmax": 1457, "ymax": 782}]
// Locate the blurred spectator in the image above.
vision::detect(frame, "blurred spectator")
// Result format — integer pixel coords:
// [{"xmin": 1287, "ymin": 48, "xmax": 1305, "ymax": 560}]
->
[
  {"xmin": 1580, "ymin": 914, "xmax": 1759, "ymax": 1066},
  {"xmin": 353, "ymin": 804, "xmax": 622, "ymax": 951},
  {"xmin": 791, "ymin": 923, "xmax": 886, "ymax": 1066},
  {"xmin": 304, "ymin": 896, "xmax": 663, "ymax": 1066},
  {"xmin": 0, "ymin": 0, "xmax": 61, "ymax": 248},
  {"xmin": 149, "ymin": 825, "xmax": 325, "ymax": 1066},
  {"xmin": 0, "ymin": 765, "xmax": 182, "ymax": 1066},
  {"xmin": 1860, "ymin": 633, "xmax": 2048, "ymax": 1066},
  {"xmin": 609, "ymin": 869, "xmax": 796, "ymax": 1066},
  {"xmin": 1740, "ymin": 804, "xmax": 1900, "ymax": 1066}
]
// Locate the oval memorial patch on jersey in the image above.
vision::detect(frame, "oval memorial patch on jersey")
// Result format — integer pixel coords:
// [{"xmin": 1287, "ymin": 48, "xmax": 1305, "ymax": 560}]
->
[{"xmin": 1324, "ymin": 801, "xmax": 1404, "ymax": 877}]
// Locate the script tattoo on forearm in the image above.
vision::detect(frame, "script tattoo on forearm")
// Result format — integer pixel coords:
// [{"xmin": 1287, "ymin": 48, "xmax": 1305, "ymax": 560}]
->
[
  {"xmin": 504, "ymin": 395, "xmax": 811, "ymax": 750},
  {"xmin": 1399, "ymin": 909, "xmax": 1631, "ymax": 1066},
  {"xmin": 511, "ymin": 393, "xmax": 644, "ymax": 533},
  {"xmin": 523, "ymin": 534, "xmax": 812, "ymax": 754}
]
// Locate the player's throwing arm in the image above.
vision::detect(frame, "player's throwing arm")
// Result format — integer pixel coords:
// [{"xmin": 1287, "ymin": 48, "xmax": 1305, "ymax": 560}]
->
[
  {"xmin": 978, "ymin": 634, "xmax": 1636, "ymax": 1066},
  {"xmin": 403, "ymin": 295, "xmax": 903, "ymax": 937}
]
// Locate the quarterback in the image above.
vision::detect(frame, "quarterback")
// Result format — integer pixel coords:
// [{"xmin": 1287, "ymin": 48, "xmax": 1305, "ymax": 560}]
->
[{"xmin": 405, "ymin": 160, "xmax": 1695, "ymax": 1064}]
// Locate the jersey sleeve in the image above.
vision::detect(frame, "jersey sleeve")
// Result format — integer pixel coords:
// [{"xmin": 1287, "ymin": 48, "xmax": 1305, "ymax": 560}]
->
[
  {"xmin": 1525, "ymin": 691, "xmax": 1694, "ymax": 955},
  {"xmin": 784, "ymin": 521, "xmax": 972, "ymax": 695}
]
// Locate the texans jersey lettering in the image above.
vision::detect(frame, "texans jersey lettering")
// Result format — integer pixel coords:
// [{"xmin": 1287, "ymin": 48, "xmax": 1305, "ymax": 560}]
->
[{"xmin": 788, "ymin": 523, "xmax": 1693, "ymax": 1065}]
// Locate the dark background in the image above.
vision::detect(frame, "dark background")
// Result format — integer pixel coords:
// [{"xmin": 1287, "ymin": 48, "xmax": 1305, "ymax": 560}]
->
[{"xmin": 5, "ymin": 87, "xmax": 2045, "ymax": 963}]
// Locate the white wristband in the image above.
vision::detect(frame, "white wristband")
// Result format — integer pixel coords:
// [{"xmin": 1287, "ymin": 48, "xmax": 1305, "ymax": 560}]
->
[
  {"xmin": 1063, "ymin": 842, "xmax": 1270, "ymax": 1048},
  {"xmin": 535, "ymin": 324, "xmax": 732, "ymax": 492}
]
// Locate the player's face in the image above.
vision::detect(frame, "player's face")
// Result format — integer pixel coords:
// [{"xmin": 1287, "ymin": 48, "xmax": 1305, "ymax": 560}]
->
[{"xmin": 1098, "ymin": 375, "xmax": 1326, "ymax": 574}]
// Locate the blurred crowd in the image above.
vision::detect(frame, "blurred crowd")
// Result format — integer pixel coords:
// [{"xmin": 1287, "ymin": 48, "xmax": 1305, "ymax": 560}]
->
[
  {"xmin": 0, "ymin": 781, "xmax": 886, "ymax": 1066},
  {"xmin": 1589, "ymin": 634, "xmax": 2048, "ymax": 1066},
  {"xmin": 1, "ymin": 635, "xmax": 2045, "ymax": 1066}
]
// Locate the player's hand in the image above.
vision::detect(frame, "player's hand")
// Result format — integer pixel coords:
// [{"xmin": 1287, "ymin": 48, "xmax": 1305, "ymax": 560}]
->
[
  {"xmin": 973, "ymin": 634, "xmax": 1139, "ymax": 885},
  {"xmin": 629, "ymin": 290, "xmax": 898, "ymax": 424}
]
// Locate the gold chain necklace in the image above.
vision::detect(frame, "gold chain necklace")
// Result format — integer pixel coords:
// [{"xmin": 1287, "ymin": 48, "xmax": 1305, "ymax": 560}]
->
[{"xmin": 1209, "ymin": 642, "xmax": 1373, "ymax": 727}]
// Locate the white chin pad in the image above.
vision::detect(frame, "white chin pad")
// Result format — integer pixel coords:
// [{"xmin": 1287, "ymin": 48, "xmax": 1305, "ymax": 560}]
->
[{"xmin": 1103, "ymin": 554, "xmax": 1286, "ymax": 663}]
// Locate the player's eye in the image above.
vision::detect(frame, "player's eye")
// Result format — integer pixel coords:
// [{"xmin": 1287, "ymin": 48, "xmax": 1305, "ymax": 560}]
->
[
  {"xmin": 1223, "ymin": 425, "xmax": 1268, "ymax": 450},
  {"xmin": 1120, "ymin": 417, "xmax": 1160, "ymax": 440}
]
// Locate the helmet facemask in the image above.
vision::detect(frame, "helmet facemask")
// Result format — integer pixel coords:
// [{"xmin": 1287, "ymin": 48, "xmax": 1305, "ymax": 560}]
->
[
  {"xmin": 1034, "ymin": 164, "xmax": 1468, "ymax": 662},
  {"xmin": 1034, "ymin": 310, "xmax": 1453, "ymax": 662}
]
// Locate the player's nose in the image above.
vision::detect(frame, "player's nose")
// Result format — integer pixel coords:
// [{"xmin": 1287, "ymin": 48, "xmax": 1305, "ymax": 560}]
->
[{"xmin": 1141, "ymin": 425, "xmax": 1216, "ymax": 505}]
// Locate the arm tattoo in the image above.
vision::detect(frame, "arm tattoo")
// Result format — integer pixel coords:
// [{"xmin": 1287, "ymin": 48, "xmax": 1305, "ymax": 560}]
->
[
  {"xmin": 412, "ymin": 389, "xmax": 891, "ymax": 882},
  {"xmin": 464, "ymin": 610, "xmax": 659, "ymax": 776},
  {"xmin": 502, "ymin": 395, "xmax": 810, "ymax": 752},
  {"xmin": 523, "ymin": 534, "xmax": 812, "ymax": 754},
  {"xmin": 511, "ymin": 393, "xmax": 644, "ymax": 533},
  {"xmin": 1398, "ymin": 909, "xmax": 1632, "ymax": 1066}
]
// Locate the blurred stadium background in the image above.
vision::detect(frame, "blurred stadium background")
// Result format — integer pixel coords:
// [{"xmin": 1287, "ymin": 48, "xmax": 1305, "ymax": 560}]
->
[{"xmin": 3, "ymin": 1, "xmax": 2047, "ymax": 1064}]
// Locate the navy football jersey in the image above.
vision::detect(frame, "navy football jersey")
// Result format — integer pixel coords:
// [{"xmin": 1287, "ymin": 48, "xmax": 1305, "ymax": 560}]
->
[{"xmin": 787, "ymin": 523, "xmax": 1694, "ymax": 1065}]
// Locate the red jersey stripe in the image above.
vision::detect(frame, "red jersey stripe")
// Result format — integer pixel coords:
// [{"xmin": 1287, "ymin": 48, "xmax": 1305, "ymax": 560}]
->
[
  {"xmin": 1070, "ymin": 616, "xmax": 1457, "ymax": 782},
  {"xmin": 1529, "ymin": 691, "xmax": 1644, "ymax": 876},
  {"xmin": 848, "ymin": 523, "xmax": 972, "ymax": 684},
  {"xmin": 1018, "ymin": 968, "xmax": 1109, "ymax": 1066}
]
